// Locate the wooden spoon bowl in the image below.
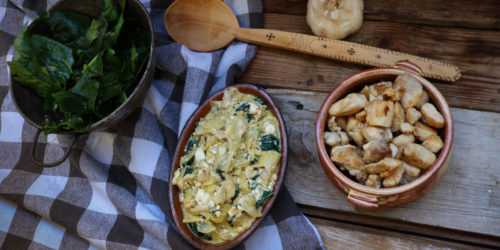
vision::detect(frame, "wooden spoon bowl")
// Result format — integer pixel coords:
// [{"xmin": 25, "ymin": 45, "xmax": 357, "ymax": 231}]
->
[{"xmin": 169, "ymin": 84, "xmax": 288, "ymax": 249}]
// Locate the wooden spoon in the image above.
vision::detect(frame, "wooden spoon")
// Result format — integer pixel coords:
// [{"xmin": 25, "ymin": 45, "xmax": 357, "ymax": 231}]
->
[{"xmin": 164, "ymin": 0, "xmax": 461, "ymax": 82}]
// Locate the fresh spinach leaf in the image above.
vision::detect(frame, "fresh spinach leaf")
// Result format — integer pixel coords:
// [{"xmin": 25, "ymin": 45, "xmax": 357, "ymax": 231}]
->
[
  {"xmin": 255, "ymin": 190, "xmax": 273, "ymax": 208},
  {"xmin": 8, "ymin": 0, "xmax": 150, "ymax": 135},
  {"xmin": 42, "ymin": 11, "xmax": 91, "ymax": 44},
  {"xmin": 51, "ymin": 90, "xmax": 88, "ymax": 113},
  {"xmin": 30, "ymin": 34, "xmax": 74, "ymax": 87}
]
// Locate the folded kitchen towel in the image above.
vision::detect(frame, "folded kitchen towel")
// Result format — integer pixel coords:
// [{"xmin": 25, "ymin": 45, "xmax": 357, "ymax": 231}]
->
[{"xmin": 0, "ymin": 0, "xmax": 325, "ymax": 249}]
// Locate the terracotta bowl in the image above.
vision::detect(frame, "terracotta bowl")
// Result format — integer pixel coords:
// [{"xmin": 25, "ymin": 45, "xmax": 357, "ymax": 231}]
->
[
  {"xmin": 315, "ymin": 60, "xmax": 453, "ymax": 209},
  {"xmin": 169, "ymin": 84, "xmax": 288, "ymax": 249}
]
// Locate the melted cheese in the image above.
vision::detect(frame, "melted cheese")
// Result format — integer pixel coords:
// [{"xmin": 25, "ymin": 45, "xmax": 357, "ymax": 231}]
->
[{"xmin": 172, "ymin": 88, "xmax": 282, "ymax": 243}]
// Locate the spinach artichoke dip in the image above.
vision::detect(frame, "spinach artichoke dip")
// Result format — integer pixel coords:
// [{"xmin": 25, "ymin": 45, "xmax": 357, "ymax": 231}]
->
[{"xmin": 172, "ymin": 88, "xmax": 282, "ymax": 243}]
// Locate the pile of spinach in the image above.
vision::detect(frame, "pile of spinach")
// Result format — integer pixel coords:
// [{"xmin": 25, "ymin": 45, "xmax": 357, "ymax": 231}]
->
[{"xmin": 8, "ymin": 0, "xmax": 150, "ymax": 134}]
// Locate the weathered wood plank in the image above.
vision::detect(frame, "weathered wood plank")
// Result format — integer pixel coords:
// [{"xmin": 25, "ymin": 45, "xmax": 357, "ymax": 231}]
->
[
  {"xmin": 263, "ymin": 0, "xmax": 500, "ymax": 30},
  {"xmin": 302, "ymin": 206, "xmax": 500, "ymax": 247},
  {"xmin": 241, "ymin": 14, "xmax": 500, "ymax": 112},
  {"xmin": 308, "ymin": 216, "xmax": 487, "ymax": 250},
  {"xmin": 263, "ymin": 88, "xmax": 500, "ymax": 237}
]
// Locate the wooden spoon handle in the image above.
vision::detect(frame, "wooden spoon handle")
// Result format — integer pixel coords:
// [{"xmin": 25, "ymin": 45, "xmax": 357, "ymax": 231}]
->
[{"xmin": 236, "ymin": 28, "xmax": 461, "ymax": 83}]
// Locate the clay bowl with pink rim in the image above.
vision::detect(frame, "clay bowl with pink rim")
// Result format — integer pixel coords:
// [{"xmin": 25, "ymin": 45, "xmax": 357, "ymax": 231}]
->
[
  {"xmin": 169, "ymin": 84, "xmax": 288, "ymax": 249},
  {"xmin": 315, "ymin": 60, "xmax": 453, "ymax": 209}
]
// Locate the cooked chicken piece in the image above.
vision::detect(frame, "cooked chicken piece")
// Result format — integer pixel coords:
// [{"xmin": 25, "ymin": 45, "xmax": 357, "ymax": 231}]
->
[
  {"xmin": 365, "ymin": 174, "xmax": 381, "ymax": 188},
  {"xmin": 327, "ymin": 116, "xmax": 341, "ymax": 132},
  {"xmin": 366, "ymin": 100, "xmax": 394, "ymax": 127},
  {"xmin": 392, "ymin": 134, "xmax": 415, "ymax": 147},
  {"xmin": 340, "ymin": 131, "xmax": 349, "ymax": 145},
  {"xmin": 389, "ymin": 143, "xmax": 398, "ymax": 158},
  {"xmin": 380, "ymin": 171, "xmax": 392, "ymax": 178},
  {"xmin": 395, "ymin": 146, "xmax": 404, "ymax": 159},
  {"xmin": 364, "ymin": 157, "xmax": 402, "ymax": 174},
  {"xmin": 382, "ymin": 128, "xmax": 393, "ymax": 142},
  {"xmin": 369, "ymin": 81, "xmax": 394, "ymax": 100},
  {"xmin": 403, "ymin": 143, "xmax": 436, "ymax": 169},
  {"xmin": 361, "ymin": 126, "xmax": 384, "ymax": 141},
  {"xmin": 414, "ymin": 122, "xmax": 437, "ymax": 141},
  {"xmin": 362, "ymin": 139, "xmax": 392, "ymax": 163},
  {"xmin": 400, "ymin": 122, "xmax": 414, "ymax": 134},
  {"xmin": 330, "ymin": 145, "xmax": 364, "ymax": 170},
  {"xmin": 406, "ymin": 107, "xmax": 421, "ymax": 125},
  {"xmin": 394, "ymin": 73, "xmax": 423, "ymax": 109},
  {"xmin": 364, "ymin": 163, "xmax": 384, "ymax": 174},
  {"xmin": 422, "ymin": 134, "xmax": 444, "ymax": 153},
  {"xmin": 348, "ymin": 130, "xmax": 365, "ymax": 147},
  {"xmin": 401, "ymin": 161, "xmax": 421, "ymax": 178},
  {"xmin": 360, "ymin": 85, "xmax": 370, "ymax": 99},
  {"xmin": 383, "ymin": 88, "xmax": 396, "ymax": 101},
  {"xmin": 324, "ymin": 132, "xmax": 342, "ymax": 147},
  {"xmin": 376, "ymin": 157, "xmax": 403, "ymax": 170},
  {"xmin": 369, "ymin": 94, "xmax": 384, "ymax": 102},
  {"xmin": 391, "ymin": 102, "xmax": 405, "ymax": 132},
  {"xmin": 346, "ymin": 116, "xmax": 364, "ymax": 131},
  {"xmin": 361, "ymin": 126, "xmax": 392, "ymax": 142},
  {"xmin": 329, "ymin": 93, "xmax": 368, "ymax": 116},
  {"xmin": 330, "ymin": 145, "xmax": 366, "ymax": 181},
  {"xmin": 383, "ymin": 166, "xmax": 404, "ymax": 187},
  {"xmin": 355, "ymin": 109, "xmax": 367, "ymax": 122},
  {"xmin": 416, "ymin": 91, "xmax": 429, "ymax": 109},
  {"xmin": 336, "ymin": 116, "xmax": 348, "ymax": 131},
  {"xmin": 420, "ymin": 103, "xmax": 444, "ymax": 128}
]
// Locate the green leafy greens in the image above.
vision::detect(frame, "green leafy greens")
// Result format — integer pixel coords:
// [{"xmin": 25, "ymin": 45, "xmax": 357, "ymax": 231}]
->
[
  {"xmin": 187, "ymin": 223, "xmax": 212, "ymax": 241},
  {"xmin": 8, "ymin": 0, "xmax": 150, "ymax": 135},
  {"xmin": 259, "ymin": 134, "xmax": 281, "ymax": 152},
  {"xmin": 255, "ymin": 190, "xmax": 273, "ymax": 208}
]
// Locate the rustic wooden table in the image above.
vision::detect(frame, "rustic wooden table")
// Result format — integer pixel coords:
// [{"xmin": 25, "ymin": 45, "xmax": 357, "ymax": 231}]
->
[{"xmin": 239, "ymin": 0, "xmax": 500, "ymax": 248}]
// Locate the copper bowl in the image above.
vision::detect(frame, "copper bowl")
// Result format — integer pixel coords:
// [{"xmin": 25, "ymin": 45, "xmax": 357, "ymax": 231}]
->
[
  {"xmin": 169, "ymin": 84, "xmax": 288, "ymax": 249},
  {"xmin": 315, "ymin": 60, "xmax": 453, "ymax": 209}
]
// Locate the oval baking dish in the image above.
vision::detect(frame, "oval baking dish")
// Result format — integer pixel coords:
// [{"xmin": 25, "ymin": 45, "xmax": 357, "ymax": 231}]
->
[
  {"xmin": 169, "ymin": 84, "xmax": 288, "ymax": 249},
  {"xmin": 315, "ymin": 60, "xmax": 453, "ymax": 209}
]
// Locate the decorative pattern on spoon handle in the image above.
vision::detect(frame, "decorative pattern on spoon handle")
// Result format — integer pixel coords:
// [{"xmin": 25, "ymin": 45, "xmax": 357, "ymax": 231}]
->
[{"xmin": 236, "ymin": 28, "xmax": 461, "ymax": 83}]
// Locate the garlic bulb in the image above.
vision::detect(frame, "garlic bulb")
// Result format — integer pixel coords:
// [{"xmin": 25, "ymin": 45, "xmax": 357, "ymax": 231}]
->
[{"xmin": 306, "ymin": 0, "xmax": 364, "ymax": 39}]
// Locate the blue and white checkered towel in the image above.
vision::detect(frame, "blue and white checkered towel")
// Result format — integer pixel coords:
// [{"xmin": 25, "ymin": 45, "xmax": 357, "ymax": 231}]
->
[{"xmin": 0, "ymin": 0, "xmax": 325, "ymax": 248}]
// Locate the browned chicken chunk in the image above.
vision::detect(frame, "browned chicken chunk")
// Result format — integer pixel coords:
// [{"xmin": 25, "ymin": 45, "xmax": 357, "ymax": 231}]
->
[
  {"xmin": 422, "ymin": 134, "xmax": 444, "ymax": 153},
  {"xmin": 414, "ymin": 122, "xmax": 437, "ymax": 141},
  {"xmin": 362, "ymin": 140, "xmax": 392, "ymax": 163},
  {"xmin": 420, "ymin": 103, "xmax": 444, "ymax": 128},
  {"xmin": 406, "ymin": 107, "xmax": 421, "ymax": 125},
  {"xmin": 394, "ymin": 74, "xmax": 423, "ymax": 109},
  {"xmin": 329, "ymin": 93, "xmax": 368, "ymax": 116},
  {"xmin": 403, "ymin": 143, "xmax": 436, "ymax": 169},
  {"xmin": 366, "ymin": 100, "xmax": 394, "ymax": 127}
]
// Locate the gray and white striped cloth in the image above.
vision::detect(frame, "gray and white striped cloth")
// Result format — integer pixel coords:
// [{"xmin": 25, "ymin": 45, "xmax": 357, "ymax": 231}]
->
[{"xmin": 0, "ymin": 0, "xmax": 325, "ymax": 249}]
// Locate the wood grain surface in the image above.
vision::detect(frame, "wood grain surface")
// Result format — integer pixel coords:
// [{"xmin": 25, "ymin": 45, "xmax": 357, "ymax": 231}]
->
[
  {"xmin": 241, "ymin": 14, "xmax": 500, "ymax": 112},
  {"xmin": 263, "ymin": 0, "xmax": 500, "ymax": 30},
  {"xmin": 308, "ymin": 216, "xmax": 488, "ymax": 250},
  {"xmin": 264, "ymin": 88, "xmax": 500, "ymax": 238}
]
